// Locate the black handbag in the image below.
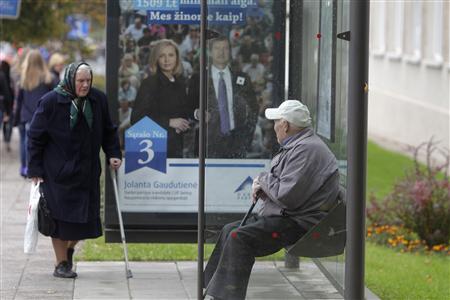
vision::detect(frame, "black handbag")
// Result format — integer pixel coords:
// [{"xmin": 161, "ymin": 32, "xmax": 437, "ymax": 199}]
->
[{"xmin": 37, "ymin": 185, "xmax": 56, "ymax": 236}]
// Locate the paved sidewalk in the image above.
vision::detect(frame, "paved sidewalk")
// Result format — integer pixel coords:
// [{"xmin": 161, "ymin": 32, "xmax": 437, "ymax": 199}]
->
[
  {"xmin": 1, "ymin": 130, "xmax": 347, "ymax": 300},
  {"xmin": 72, "ymin": 261, "xmax": 342, "ymax": 300}
]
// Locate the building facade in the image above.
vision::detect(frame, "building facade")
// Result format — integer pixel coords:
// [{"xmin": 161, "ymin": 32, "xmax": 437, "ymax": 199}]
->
[{"xmin": 368, "ymin": 0, "xmax": 449, "ymax": 162}]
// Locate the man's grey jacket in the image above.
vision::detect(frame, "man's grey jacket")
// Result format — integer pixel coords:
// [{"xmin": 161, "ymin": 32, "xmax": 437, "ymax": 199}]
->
[{"xmin": 257, "ymin": 127, "xmax": 340, "ymax": 230}]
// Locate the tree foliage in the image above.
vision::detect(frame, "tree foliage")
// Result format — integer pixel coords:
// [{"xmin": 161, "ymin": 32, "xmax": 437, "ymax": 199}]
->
[{"xmin": 0, "ymin": 0, "xmax": 106, "ymax": 45}]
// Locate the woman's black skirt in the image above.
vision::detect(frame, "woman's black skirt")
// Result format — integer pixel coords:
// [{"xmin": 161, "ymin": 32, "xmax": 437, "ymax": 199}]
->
[{"xmin": 50, "ymin": 217, "xmax": 102, "ymax": 241}]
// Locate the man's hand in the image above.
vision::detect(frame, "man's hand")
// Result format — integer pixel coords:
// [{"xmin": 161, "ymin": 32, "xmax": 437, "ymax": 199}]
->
[
  {"xmin": 251, "ymin": 176, "xmax": 263, "ymax": 203},
  {"xmin": 109, "ymin": 158, "xmax": 122, "ymax": 170},
  {"xmin": 31, "ymin": 177, "xmax": 44, "ymax": 185},
  {"xmin": 169, "ymin": 118, "xmax": 190, "ymax": 133}
]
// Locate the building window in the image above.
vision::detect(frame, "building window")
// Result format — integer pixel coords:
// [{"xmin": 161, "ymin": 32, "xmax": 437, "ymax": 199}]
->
[
  {"xmin": 404, "ymin": 1, "xmax": 422, "ymax": 64},
  {"xmin": 423, "ymin": 1, "xmax": 444, "ymax": 68},
  {"xmin": 370, "ymin": 1, "xmax": 386, "ymax": 57},
  {"xmin": 386, "ymin": 0, "xmax": 404, "ymax": 60},
  {"xmin": 446, "ymin": 2, "xmax": 450, "ymax": 70}
]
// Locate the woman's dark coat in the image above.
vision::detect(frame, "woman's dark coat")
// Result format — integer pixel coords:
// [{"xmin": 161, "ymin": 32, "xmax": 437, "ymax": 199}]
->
[
  {"xmin": 130, "ymin": 71, "xmax": 190, "ymax": 158},
  {"xmin": 27, "ymin": 88, "xmax": 121, "ymax": 223}
]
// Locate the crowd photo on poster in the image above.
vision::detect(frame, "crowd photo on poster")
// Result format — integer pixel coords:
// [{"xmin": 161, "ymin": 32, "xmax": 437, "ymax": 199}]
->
[{"xmin": 116, "ymin": 0, "xmax": 281, "ymax": 159}]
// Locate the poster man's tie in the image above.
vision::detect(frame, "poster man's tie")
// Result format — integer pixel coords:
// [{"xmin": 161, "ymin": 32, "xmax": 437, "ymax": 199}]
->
[{"xmin": 218, "ymin": 71, "xmax": 231, "ymax": 134}]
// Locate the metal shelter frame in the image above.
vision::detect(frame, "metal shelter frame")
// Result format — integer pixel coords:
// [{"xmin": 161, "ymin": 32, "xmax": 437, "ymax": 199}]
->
[{"xmin": 104, "ymin": 0, "xmax": 370, "ymax": 298}]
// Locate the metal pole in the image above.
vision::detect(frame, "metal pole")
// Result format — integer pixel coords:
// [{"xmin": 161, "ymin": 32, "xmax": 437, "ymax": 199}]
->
[
  {"xmin": 345, "ymin": 0, "xmax": 370, "ymax": 299},
  {"xmin": 197, "ymin": 0, "xmax": 208, "ymax": 298},
  {"xmin": 288, "ymin": 0, "xmax": 303, "ymax": 100},
  {"xmin": 105, "ymin": 0, "xmax": 123, "ymax": 244},
  {"xmin": 285, "ymin": 0, "xmax": 301, "ymax": 270},
  {"xmin": 105, "ymin": 0, "xmax": 120, "ymax": 122}
]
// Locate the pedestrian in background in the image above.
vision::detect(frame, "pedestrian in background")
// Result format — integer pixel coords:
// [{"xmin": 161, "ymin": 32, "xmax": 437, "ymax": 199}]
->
[
  {"xmin": 15, "ymin": 49, "xmax": 57, "ymax": 177},
  {"xmin": 0, "ymin": 60, "xmax": 14, "ymax": 152},
  {"xmin": 48, "ymin": 52, "xmax": 66, "ymax": 81},
  {"xmin": 27, "ymin": 62, "xmax": 122, "ymax": 278}
]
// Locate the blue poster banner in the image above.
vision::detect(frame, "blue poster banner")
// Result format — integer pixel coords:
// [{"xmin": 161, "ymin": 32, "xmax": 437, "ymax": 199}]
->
[
  {"xmin": 125, "ymin": 117, "xmax": 168, "ymax": 174},
  {"xmin": 141, "ymin": 0, "xmax": 257, "ymax": 25},
  {"xmin": 0, "ymin": 0, "xmax": 21, "ymax": 19},
  {"xmin": 147, "ymin": 6, "xmax": 246, "ymax": 25}
]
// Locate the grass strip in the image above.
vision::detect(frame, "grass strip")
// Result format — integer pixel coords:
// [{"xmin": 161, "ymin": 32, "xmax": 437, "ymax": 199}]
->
[
  {"xmin": 80, "ymin": 236, "xmax": 286, "ymax": 261},
  {"xmin": 365, "ymin": 243, "xmax": 450, "ymax": 300}
]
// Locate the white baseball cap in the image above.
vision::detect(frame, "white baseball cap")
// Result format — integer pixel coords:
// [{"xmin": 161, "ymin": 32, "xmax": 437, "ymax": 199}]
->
[{"xmin": 265, "ymin": 100, "xmax": 312, "ymax": 127}]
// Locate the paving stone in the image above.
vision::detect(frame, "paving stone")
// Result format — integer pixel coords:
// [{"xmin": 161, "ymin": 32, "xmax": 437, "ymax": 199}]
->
[
  {"xmin": 14, "ymin": 289, "xmax": 73, "ymax": 300},
  {"xmin": 74, "ymin": 285, "xmax": 129, "ymax": 299},
  {"xmin": 0, "ymin": 289, "xmax": 16, "ymax": 300},
  {"xmin": 301, "ymin": 291, "xmax": 343, "ymax": 299},
  {"xmin": 131, "ymin": 290, "xmax": 189, "ymax": 299},
  {"xmin": 246, "ymin": 283, "xmax": 302, "ymax": 298}
]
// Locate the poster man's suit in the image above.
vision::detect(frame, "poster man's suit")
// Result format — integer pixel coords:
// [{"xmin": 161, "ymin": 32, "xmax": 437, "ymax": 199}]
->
[{"xmin": 187, "ymin": 37, "xmax": 258, "ymax": 158}]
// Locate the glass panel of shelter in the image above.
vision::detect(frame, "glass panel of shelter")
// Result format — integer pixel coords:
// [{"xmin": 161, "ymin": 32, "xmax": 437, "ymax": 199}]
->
[
  {"xmin": 299, "ymin": 0, "xmax": 349, "ymax": 291},
  {"xmin": 315, "ymin": 0, "xmax": 348, "ymax": 290},
  {"xmin": 202, "ymin": 1, "xmax": 287, "ymax": 298},
  {"xmin": 202, "ymin": 0, "xmax": 348, "ymax": 296},
  {"xmin": 203, "ymin": 0, "xmax": 284, "ymax": 232}
]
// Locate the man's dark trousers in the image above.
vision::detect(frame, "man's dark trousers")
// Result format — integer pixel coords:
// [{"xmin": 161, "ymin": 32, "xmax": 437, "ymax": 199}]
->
[{"xmin": 204, "ymin": 215, "xmax": 307, "ymax": 300}]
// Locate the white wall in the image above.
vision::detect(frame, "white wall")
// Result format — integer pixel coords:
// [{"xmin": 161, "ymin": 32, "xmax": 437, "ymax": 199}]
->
[{"xmin": 368, "ymin": 0, "xmax": 450, "ymax": 164}]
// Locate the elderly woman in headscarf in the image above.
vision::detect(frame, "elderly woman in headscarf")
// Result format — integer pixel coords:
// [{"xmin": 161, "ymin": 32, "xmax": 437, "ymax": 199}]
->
[{"xmin": 27, "ymin": 62, "xmax": 122, "ymax": 279}]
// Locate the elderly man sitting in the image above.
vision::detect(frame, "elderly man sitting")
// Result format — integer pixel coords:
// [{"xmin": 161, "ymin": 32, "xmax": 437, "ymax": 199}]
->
[{"xmin": 204, "ymin": 100, "xmax": 340, "ymax": 300}]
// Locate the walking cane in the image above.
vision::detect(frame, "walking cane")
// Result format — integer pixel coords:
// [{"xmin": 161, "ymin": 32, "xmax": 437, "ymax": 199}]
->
[
  {"xmin": 110, "ymin": 168, "xmax": 133, "ymax": 278},
  {"xmin": 240, "ymin": 198, "xmax": 259, "ymax": 227}
]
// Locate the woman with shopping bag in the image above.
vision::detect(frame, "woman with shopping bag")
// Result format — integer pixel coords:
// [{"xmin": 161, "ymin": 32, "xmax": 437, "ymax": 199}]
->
[{"xmin": 27, "ymin": 62, "xmax": 122, "ymax": 278}]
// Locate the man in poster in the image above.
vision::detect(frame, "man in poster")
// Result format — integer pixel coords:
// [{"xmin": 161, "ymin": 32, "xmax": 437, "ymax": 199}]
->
[{"xmin": 188, "ymin": 36, "xmax": 258, "ymax": 158}]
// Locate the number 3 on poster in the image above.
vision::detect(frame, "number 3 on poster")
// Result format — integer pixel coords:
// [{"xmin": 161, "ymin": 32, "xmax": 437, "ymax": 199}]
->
[{"xmin": 138, "ymin": 139, "xmax": 155, "ymax": 164}]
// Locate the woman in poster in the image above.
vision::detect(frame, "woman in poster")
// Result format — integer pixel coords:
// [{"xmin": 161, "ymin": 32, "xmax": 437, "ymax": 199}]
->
[{"xmin": 131, "ymin": 39, "xmax": 191, "ymax": 158}]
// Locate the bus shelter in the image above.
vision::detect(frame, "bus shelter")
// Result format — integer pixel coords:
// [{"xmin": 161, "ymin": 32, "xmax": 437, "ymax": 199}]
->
[{"xmin": 105, "ymin": 0, "xmax": 368, "ymax": 298}]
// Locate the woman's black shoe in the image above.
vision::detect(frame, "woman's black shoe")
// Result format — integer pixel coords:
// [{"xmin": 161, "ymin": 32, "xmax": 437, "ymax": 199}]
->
[
  {"xmin": 67, "ymin": 248, "xmax": 75, "ymax": 270},
  {"xmin": 53, "ymin": 261, "xmax": 77, "ymax": 278}
]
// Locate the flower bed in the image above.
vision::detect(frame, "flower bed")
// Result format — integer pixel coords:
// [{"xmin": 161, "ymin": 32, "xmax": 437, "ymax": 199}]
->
[{"xmin": 367, "ymin": 224, "xmax": 449, "ymax": 255}]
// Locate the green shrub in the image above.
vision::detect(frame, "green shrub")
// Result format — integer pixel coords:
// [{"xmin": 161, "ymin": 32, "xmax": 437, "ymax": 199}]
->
[{"xmin": 367, "ymin": 140, "xmax": 450, "ymax": 248}]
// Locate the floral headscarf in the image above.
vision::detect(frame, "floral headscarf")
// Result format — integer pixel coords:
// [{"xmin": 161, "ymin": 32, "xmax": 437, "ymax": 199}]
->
[{"xmin": 54, "ymin": 62, "xmax": 93, "ymax": 129}]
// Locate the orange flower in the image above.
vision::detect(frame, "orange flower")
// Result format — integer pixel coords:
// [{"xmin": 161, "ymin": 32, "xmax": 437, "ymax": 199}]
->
[{"xmin": 432, "ymin": 245, "xmax": 444, "ymax": 251}]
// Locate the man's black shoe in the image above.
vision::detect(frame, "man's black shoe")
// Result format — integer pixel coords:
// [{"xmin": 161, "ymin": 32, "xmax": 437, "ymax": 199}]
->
[
  {"xmin": 67, "ymin": 248, "xmax": 75, "ymax": 270},
  {"xmin": 53, "ymin": 261, "xmax": 77, "ymax": 278}
]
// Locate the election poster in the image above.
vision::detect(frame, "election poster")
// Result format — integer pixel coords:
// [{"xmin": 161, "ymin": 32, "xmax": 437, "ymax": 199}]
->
[{"xmin": 115, "ymin": 0, "xmax": 281, "ymax": 213}]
